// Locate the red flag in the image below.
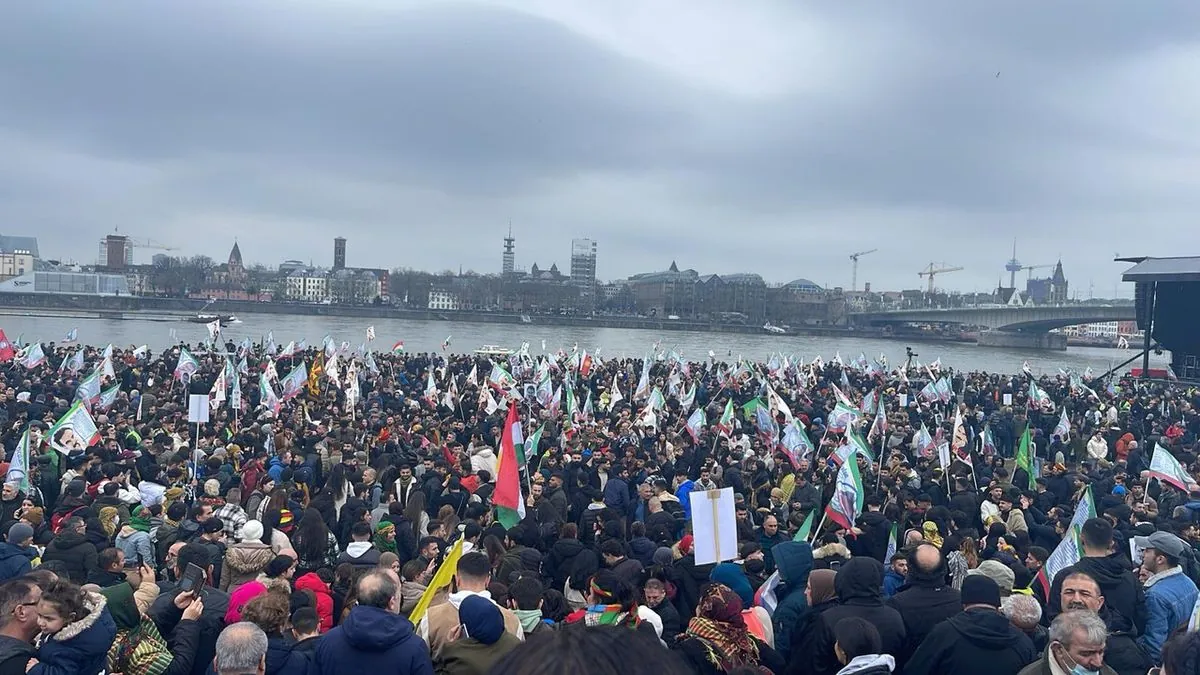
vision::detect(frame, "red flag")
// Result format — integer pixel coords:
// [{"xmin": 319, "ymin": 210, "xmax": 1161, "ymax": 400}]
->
[{"xmin": 0, "ymin": 330, "xmax": 14, "ymax": 362}]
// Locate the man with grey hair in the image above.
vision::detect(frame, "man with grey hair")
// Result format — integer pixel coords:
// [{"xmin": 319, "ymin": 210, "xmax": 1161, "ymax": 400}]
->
[
  {"xmin": 214, "ymin": 622, "xmax": 268, "ymax": 675},
  {"xmin": 1002, "ymin": 595, "xmax": 1047, "ymax": 653},
  {"xmin": 1018, "ymin": 610, "xmax": 1113, "ymax": 675},
  {"xmin": 312, "ymin": 570, "xmax": 434, "ymax": 675}
]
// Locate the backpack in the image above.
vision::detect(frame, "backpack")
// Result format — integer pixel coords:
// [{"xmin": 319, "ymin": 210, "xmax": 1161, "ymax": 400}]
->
[{"xmin": 50, "ymin": 506, "xmax": 87, "ymax": 534}]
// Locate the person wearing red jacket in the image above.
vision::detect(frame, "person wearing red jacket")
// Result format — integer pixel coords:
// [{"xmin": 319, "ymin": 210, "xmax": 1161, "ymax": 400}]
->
[{"xmin": 294, "ymin": 571, "xmax": 334, "ymax": 632}]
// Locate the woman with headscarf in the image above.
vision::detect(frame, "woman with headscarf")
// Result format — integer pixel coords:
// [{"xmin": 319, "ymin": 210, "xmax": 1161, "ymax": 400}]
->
[
  {"xmin": 921, "ymin": 521, "xmax": 944, "ymax": 549},
  {"xmin": 785, "ymin": 569, "xmax": 840, "ymax": 675},
  {"xmin": 673, "ymin": 583, "xmax": 784, "ymax": 675},
  {"xmin": 101, "ymin": 581, "xmax": 204, "ymax": 675}
]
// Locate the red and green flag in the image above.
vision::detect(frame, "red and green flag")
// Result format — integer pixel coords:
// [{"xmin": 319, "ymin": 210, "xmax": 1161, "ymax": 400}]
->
[{"xmin": 493, "ymin": 402, "xmax": 526, "ymax": 529}]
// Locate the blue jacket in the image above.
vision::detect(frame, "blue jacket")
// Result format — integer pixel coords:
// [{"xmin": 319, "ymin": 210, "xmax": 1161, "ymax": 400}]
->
[
  {"xmin": 770, "ymin": 541, "xmax": 814, "ymax": 657},
  {"xmin": 1139, "ymin": 569, "xmax": 1199, "ymax": 663},
  {"xmin": 0, "ymin": 542, "xmax": 35, "ymax": 583},
  {"xmin": 311, "ymin": 605, "xmax": 433, "ymax": 675},
  {"xmin": 883, "ymin": 568, "xmax": 906, "ymax": 598},
  {"xmin": 29, "ymin": 592, "xmax": 117, "ymax": 675},
  {"xmin": 603, "ymin": 477, "xmax": 630, "ymax": 516}
]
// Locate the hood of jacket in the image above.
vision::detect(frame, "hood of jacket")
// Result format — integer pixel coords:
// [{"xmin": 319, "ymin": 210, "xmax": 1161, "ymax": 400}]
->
[
  {"xmin": 51, "ymin": 591, "xmax": 112, "ymax": 643},
  {"xmin": 772, "ymin": 541, "xmax": 814, "ymax": 587},
  {"xmin": 551, "ymin": 537, "xmax": 585, "ymax": 559},
  {"xmin": 342, "ymin": 605, "xmax": 418, "ymax": 652},
  {"xmin": 0, "ymin": 542, "xmax": 34, "ymax": 564},
  {"xmin": 345, "ymin": 541, "xmax": 376, "ymax": 559},
  {"xmin": 839, "ymin": 654, "xmax": 896, "ymax": 674},
  {"xmin": 49, "ymin": 530, "xmax": 91, "ymax": 551},
  {"xmin": 1074, "ymin": 555, "xmax": 1132, "ymax": 590},
  {"xmin": 814, "ymin": 542, "xmax": 852, "ymax": 561},
  {"xmin": 834, "ymin": 557, "xmax": 884, "ymax": 604},
  {"xmin": 226, "ymin": 542, "xmax": 276, "ymax": 574},
  {"xmin": 947, "ymin": 607, "xmax": 1017, "ymax": 648},
  {"xmin": 294, "ymin": 572, "xmax": 331, "ymax": 598},
  {"xmin": 710, "ymin": 563, "xmax": 755, "ymax": 606}
]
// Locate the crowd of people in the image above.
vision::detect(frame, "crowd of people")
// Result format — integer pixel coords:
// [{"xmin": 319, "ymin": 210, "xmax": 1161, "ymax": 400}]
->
[{"xmin": 0, "ymin": 336, "xmax": 1197, "ymax": 675}]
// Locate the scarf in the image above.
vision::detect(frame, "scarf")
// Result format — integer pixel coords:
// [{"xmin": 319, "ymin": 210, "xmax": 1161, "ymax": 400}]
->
[
  {"xmin": 513, "ymin": 608, "xmax": 544, "ymax": 633},
  {"xmin": 99, "ymin": 506, "xmax": 120, "ymax": 537},
  {"xmin": 685, "ymin": 584, "xmax": 764, "ymax": 673},
  {"xmin": 107, "ymin": 618, "xmax": 173, "ymax": 675},
  {"xmin": 580, "ymin": 603, "xmax": 637, "ymax": 627},
  {"xmin": 374, "ymin": 522, "xmax": 397, "ymax": 554},
  {"xmin": 922, "ymin": 521, "xmax": 943, "ymax": 549}
]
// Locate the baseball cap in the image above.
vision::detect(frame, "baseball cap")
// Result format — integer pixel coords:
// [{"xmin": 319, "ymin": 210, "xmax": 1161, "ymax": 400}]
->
[{"xmin": 1135, "ymin": 531, "xmax": 1188, "ymax": 559}]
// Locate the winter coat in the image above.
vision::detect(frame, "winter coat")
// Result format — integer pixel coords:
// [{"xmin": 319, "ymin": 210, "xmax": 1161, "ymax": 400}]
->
[
  {"xmin": 607, "ymin": 556, "xmax": 644, "ymax": 588},
  {"xmin": 818, "ymin": 558, "xmax": 906, "ymax": 659},
  {"xmin": 1140, "ymin": 568, "xmax": 1199, "ymax": 663},
  {"xmin": 220, "ymin": 541, "xmax": 275, "ymax": 593},
  {"xmin": 0, "ymin": 542, "xmax": 35, "ymax": 583},
  {"xmin": 649, "ymin": 600, "xmax": 682, "ymax": 641},
  {"xmin": 147, "ymin": 582, "xmax": 231, "ymax": 675},
  {"xmin": 836, "ymin": 654, "xmax": 896, "ymax": 675},
  {"xmin": 312, "ymin": 605, "xmax": 434, "ymax": 675},
  {"xmin": 812, "ymin": 542, "xmax": 852, "ymax": 571},
  {"xmin": 0, "ymin": 634, "xmax": 35, "ymax": 675},
  {"xmin": 29, "ymin": 591, "xmax": 117, "ymax": 675},
  {"xmin": 771, "ymin": 541, "xmax": 814, "ymax": 658},
  {"xmin": 114, "ymin": 526, "xmax": 155, "ymax": 569},
  {"xmin": 886, "ymin": 567, "xmax": 962, "ymax": 668},
  {"xmin": 433, "ymin": 633, "xmax": 520, "ymax": 675},
  {"xmin": 265, "ymin": 634, "xmax": 310, "ymax": 675},
  {"xmin": 545, "ymin": 538, "xmax": 585, "ymax": 592},
  {"xmin": 337, "ymin": 541, "xmax": 383, "ymax": 569},
  {"xmin": 882, "ymin": 569, "xmax": 905, "ymax": 598},
  {"xmin": 675, "ymin": 634, "xmax": 784, "ymax": 675},
  {"xmin": 905, "ymin": 607, "xmax": 1036, "ymax": 675},
  {"xmin": 1017, "ymin": 651, "xmax": 1117, "ymax": 675},
  {"xmin": 294, "ymin": 573, "xmax": 334, "ymax": 633},
  {"xmin": 41, "ymin": 531, "xmax": 99, "ymax": 585}
]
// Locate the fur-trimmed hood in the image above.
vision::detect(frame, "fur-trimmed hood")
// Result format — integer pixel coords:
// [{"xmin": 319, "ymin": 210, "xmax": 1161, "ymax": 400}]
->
[
  {"xmin": 52, "ymin": 591, "xmax": 107, "ymax": 642},
  {"xmin": 813, "ymin": 542, "xmax": 851, "ymax": 560},
  {"xmin": 255, "ymin": 573, "xmax": 292, "ymax": 595}
]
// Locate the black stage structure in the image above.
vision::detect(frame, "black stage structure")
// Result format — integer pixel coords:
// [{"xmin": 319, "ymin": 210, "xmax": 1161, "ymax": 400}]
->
[{"xmin": 1119, "ymin": 256, "xmax": 1200, "ymax": 381}]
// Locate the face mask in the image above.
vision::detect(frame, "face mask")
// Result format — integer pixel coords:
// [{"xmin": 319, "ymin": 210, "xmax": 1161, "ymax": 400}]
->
[
  {"xmin": 745, "ymin": 559, "xmax": 765, "ymax": 575},
  {"xmin": 1054, "ymin": 642, "xmax": 1100, "ymax": 675}
]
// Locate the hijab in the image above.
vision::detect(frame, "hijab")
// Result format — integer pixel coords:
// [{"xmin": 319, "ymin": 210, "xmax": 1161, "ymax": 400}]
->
[
  {"xmin": 684, "ymin": 584, "xmax": 766, "ymax": 674},
  {"xmin": 808, "ymin": 569, "xmax": 837, "ymax": 605}
]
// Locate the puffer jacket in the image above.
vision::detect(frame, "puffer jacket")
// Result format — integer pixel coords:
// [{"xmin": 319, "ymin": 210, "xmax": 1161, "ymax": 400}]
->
[
  {"xmin": 29, "ymin": 591, "xmax": 118, "ymax": 675},
  {"xmin": 294, "ymin": 573, "xmax": 334, "ymax": 633},
  {"xmin": 770, "ymin": 541, "xmax": 814, "ymax": 657},
  {"xmin": 220, "ymin": 541, "xmax": 275, "ymax": 593}
]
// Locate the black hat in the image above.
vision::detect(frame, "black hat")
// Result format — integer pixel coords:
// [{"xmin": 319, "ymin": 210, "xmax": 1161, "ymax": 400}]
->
[{"xmin": 961, "ymin": 574, "xmax": 1001, "ymax": 608}]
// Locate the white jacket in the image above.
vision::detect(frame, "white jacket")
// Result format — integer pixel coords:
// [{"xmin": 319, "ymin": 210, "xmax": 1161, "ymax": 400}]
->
[{"xmin": 1087, "ymin": 436, "xmax": 1109, "ymax": 460}]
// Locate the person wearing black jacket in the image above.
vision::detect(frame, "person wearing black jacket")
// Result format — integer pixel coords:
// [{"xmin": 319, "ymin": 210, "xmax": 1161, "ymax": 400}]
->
[
  {"xmin": 148, "ymin": 543, "xmax": 231, "ymax": 675},
  {"xmin": 0, "ymin": 578, "xmax": 39, "ymax": 675},
  {"xmin": 887, "ymin": 544, "xmax": 962, "ymax": 670},
  {"xmin": 816, "ymin": 557, "xmax": 907, "ymax": 659},
  {"xmin": 906, "ymin": 575, "xmax": 1036, "ymax": 675},
  {"xmin": 545, "ymin": 524, "xmax": 585, "ymax": 593},
  {"xmin": 40, "ymin": 517, "xmax": 98, "ymax": 584},
  {"xmin": 1045, "ymin": 518, "xmax": 1145, "ymax": 633}
]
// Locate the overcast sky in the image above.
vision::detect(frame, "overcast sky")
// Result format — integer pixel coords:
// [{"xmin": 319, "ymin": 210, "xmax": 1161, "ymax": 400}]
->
[{"xmin": 4, "ymin": 1, "xmax": 1198, "ymax": 296}]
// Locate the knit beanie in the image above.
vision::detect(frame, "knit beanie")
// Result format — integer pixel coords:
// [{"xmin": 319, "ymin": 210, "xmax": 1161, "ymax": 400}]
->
[
  {"xmin": 961, "ymin": 574, "xmax": 1001, "ymax": 609},
  {"xmin": 459, "ymin": 595, "xmax": 504, "ymax": 645}
]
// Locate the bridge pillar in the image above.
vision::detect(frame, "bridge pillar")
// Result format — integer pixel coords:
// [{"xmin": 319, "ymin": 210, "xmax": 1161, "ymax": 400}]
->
[{"xmin": 977, "ymin": 331, "xmax": 1068, "ymax": 351}]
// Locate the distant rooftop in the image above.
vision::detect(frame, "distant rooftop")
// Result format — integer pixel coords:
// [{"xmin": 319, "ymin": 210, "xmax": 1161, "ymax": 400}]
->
[
  {"xmin": 1121, "ymin": 256, "xmax": 1200, "ymax": 283},
  {"xmin": 0, "ymin": 236, "xmax": 39, "ymax": 257}
]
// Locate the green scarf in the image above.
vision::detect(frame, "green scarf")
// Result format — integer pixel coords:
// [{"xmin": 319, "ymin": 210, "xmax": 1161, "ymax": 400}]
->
[
  {"xmin": 99, "ymin": 582, "xmax": 141, "ymax": 630},
  {"xmin": 514, "ymin": 608, "xmax": 544, "ymax": 633},
  {"xmin": 374, "ymin": 522, "xmax": 397, "ymax": 554}
]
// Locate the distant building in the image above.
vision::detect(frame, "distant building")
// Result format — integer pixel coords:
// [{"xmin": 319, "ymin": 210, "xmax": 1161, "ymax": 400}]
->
[
  {"xmin": 285, "ymin": 268, "xmax": 329, "ymax": 302},
  {"xmin": 0, "ymin": 236, "xmax": 39, "ymax": 282},
  {"xmin": 570, "ymin": 238, "xmax": 597, "ymax": 312},
  {"xmin": 0, "ymin": 270, "xmax": 128, "ymax": 296},
  {"xmin": 279, "ymin": 260, "xmax": 306, "ymax": 274},
  {"xmin": 0, "ymin": 236, "xmax": 40, "ymax": 259},
  {"xmin": 503, "ymin": 227, "xmax": 515, "ymax": 277},
  {"xmin": 99, "ymin": 234, "xmax": 133, "ymax": 269},
  {"xmin": 333, "ymin": 237, "xmax": 347, "ymax": 271},
  {"xmin": 1026, "ymin": 260, "xmax": 1068, "ymax": 305},
  {"xmin": 428, "ymin": 289, "xmax": 460, "ymax": 311}
]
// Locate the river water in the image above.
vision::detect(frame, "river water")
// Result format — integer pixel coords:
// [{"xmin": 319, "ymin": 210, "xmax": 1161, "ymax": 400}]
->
[{"xmin": 0, "ymin": 311, "xmax": 1163, "ymax": 376}]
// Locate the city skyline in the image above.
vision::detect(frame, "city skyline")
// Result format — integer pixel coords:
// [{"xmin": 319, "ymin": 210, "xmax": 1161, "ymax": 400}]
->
[{"xmin": 3, "ymin": 2, "xmax": 1194, "ymax": 294}]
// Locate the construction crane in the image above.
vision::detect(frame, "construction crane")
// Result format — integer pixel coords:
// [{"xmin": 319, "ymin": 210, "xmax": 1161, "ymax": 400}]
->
[
  {"xmin": 918, "ymin": 263, "xmax": 964, "ymax": 293},
  {"xmin": 1021, "ymin": 264, "xmax": 1052, "ymax": 281},
  {"xmin": 849, "ymin": 249, "xmax": 877, "ymax": 292}
]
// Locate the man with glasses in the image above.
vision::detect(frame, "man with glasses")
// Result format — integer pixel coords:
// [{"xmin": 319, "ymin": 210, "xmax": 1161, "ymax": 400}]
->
[{"xmin": 0, "ymin": 578, "xmax": 41, "ymax": 675}]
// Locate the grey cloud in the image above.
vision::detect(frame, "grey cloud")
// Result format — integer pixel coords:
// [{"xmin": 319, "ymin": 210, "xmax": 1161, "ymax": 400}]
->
[{"xmin": 1, "ymin": 0, "xmax": 1198, "ymax": 291}]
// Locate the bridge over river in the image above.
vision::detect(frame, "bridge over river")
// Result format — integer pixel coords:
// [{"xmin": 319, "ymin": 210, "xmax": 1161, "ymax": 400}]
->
[{"xmin": 850, "ymin": 304, "xmax": 1136, "ymax": 350}]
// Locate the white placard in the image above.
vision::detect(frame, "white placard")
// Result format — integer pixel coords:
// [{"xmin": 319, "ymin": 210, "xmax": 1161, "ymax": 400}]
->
[
  {"xmin": 1003, "ymin": 393, "xmax": 1013, "ymax": 406},
  {"xmin": 691, "ymin": 487, "xmax": 738, "ymax": 566},
  {"xmin": 188, "ymin": 394, "xmax": 210, "ymax": 423},
  {"xmin": 899, "ymin": 393, "xmax": 908, "ymax": 408}
]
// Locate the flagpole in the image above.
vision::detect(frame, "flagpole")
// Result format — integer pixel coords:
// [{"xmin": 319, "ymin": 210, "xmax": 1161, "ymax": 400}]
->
[{"xmin": 809, "ymin": 509, "xmax": 828, "ymax": 544}]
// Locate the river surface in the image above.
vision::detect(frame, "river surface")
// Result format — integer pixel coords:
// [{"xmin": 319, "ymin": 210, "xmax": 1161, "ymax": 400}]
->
[{"xmin": 0, "ymin": 311, "xmax": 1163, "ymax": 376}]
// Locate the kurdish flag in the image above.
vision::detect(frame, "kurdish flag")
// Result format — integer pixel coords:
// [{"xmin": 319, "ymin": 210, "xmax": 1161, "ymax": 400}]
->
[
  {"xmin": 493, "ymin": 402, "xmax": 526, "ymax": 529},
  {"xmin": 716, "ymin": 399, "xmax": 735, "ymax": 435}
]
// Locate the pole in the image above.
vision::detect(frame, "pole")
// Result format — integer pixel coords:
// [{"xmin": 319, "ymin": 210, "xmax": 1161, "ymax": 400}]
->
[
  {"xmin": 1142, "ymin": 282, "xmax": 1156, "ymax": 380},
  {"xmin": 809, "ymin": 509, "xmax": 829, "ymax": 544}
]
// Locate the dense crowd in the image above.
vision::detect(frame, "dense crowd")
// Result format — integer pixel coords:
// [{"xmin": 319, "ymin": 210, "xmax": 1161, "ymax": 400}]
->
[{"xmin": 0, "ymin": 336, "xmax": 1198, "ymax": 675}]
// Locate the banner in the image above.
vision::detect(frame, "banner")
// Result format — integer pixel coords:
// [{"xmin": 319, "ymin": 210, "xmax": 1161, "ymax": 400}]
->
[{"xmin": 47, "ymin": 401, "xmax": 101, "ymax": 455}]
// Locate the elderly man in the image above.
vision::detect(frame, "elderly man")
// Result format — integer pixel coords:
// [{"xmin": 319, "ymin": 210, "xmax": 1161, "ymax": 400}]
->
[
  {"xmin": 313, "ymin": 570, "xmax": 433, "ymax": 675},
  {"xmin": 1018, "ymin": 611, "xmax": 1114, "ymax": 675},
  {"xmin": 214, "ymin": 622, "xmax": 268, "ymax": 675}
]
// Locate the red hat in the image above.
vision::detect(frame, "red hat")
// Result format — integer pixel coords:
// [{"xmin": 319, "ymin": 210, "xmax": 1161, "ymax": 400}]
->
[{"xmin": 679, "ymin": 534, "xmax": 694, "ymax": 555}]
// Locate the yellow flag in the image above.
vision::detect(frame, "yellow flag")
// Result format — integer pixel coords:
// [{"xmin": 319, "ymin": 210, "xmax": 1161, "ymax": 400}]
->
[{"xmin": 408, "ymin": 537, "xmax": 464, "ymax": 625}]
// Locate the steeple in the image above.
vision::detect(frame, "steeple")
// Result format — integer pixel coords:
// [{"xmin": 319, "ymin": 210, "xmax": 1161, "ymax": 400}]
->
[{"xmin": 502, "ymin": 221, "xmax": 516, "ymax": 276}]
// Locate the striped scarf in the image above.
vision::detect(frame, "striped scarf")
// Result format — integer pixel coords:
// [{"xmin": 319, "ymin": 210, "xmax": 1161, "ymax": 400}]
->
[
  {"xmin": 108, "ymin": 620, "xmax": 174, "ymax": 675},
  {"xmin": 581, "ymin": 603, "xmax": 638, "ymax": 627}
]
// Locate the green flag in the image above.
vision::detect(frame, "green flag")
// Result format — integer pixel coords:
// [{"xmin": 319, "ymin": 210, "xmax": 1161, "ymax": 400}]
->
[
  {"xmin": 523, "ymin": 425, "xmax": 544, "ymax": 462},
  {"xmin": 1015, "ymin": 424, "xmax": 1035, "ymax": 490},
  {"xmin": 794, "ymin": 509, "xmax": 815, "ymax": 541}
]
